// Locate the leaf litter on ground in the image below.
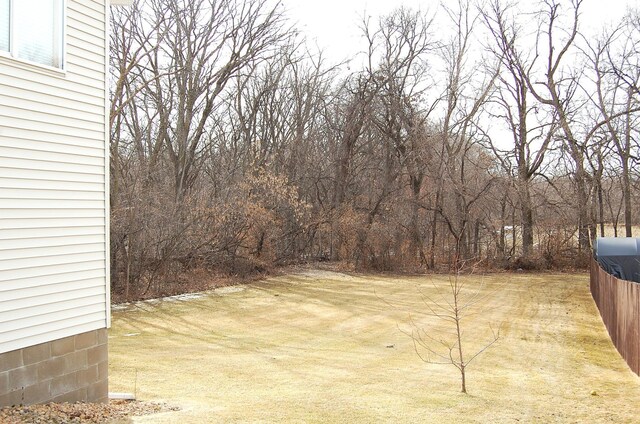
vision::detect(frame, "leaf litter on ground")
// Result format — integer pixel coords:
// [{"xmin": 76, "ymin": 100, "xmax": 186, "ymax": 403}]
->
[{"xmin": 0, "ymin": 399, "xmax": 179, "ymax": 423}]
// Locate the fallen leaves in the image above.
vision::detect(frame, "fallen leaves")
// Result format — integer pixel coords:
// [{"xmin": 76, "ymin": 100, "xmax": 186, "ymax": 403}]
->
[{"xmin": 0, "ymin": 399, "xmax": 179, "ymax": 424}]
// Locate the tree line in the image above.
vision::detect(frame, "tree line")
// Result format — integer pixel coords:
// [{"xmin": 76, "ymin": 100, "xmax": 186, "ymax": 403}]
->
[{"xmin": 109, "ymin": 0, "xmax": 640, "ymax": 299}]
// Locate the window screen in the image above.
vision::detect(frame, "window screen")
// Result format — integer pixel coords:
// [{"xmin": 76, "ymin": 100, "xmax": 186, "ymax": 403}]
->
[
  {"xmin": 0, "ymin": 0, "xmax": 9, "ymax": 52},
  {"xmin": 13, "ymin": 0, "xmax": 63, "ymax": 68}
]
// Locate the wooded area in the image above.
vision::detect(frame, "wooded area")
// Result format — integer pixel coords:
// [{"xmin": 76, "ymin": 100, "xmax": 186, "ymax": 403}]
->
[{"xmin": 108, "ymin": 0, "xmax": 640, "ymax": 299}]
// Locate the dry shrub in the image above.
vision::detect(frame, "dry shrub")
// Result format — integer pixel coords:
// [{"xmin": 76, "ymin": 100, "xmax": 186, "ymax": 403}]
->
[
  {"xmin": 504, "ymin": 254, "xmax": 550, "ymax": 271},
  {"xmin": 333, "ymin": 207, "xmax": 362, "ymax": 260},
  {"xmin": 538, "ymin": 227, "xmax": 588, "ymax": 269},
  {"xmin": 111, "ymin": 167, "xmax": 309, "ymax": 301}
]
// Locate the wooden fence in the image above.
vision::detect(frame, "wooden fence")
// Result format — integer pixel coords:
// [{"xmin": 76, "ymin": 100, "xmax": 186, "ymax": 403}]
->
[{"xmin": 590, "ymin": 257, "xmax": 640, "ymax": 375}]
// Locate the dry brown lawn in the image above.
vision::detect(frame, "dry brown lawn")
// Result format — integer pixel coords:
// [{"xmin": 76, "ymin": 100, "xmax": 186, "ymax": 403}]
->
[{"xmin": 108, "ymin": 271, "xmax": 640, "ymax": 423}]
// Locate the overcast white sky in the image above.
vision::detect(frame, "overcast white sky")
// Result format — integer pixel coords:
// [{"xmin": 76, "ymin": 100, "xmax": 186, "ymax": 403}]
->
[{"xmin": 282, "ymin": 0, "xmax": 640, "ymax": 64}]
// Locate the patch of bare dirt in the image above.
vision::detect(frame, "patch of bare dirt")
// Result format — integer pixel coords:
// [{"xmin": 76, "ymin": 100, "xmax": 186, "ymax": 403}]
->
[{"xmin": 0, "ymin": 399, "xmax": 179, "ymax": 424}]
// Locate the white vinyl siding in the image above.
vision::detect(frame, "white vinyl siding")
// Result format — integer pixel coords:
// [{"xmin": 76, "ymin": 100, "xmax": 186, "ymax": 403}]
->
[{"xmin": 0, "ymin": 0, "xmax": 108, "ymax": 354}]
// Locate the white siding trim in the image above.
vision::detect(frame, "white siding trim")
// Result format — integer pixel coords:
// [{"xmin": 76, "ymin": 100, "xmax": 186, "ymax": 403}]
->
[{"xmin": 104, "ymin": 0, "xmax": 111, "ymax": 328}]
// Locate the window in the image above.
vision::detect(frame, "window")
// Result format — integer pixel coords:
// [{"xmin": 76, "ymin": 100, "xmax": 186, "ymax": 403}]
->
[
  {"xmin": 0, "ymin": 0, "xmax": 64, "ymax": 69},
  {"xmin": 0, "ymin": 0, "xmax": 8, "ymax": 52}
]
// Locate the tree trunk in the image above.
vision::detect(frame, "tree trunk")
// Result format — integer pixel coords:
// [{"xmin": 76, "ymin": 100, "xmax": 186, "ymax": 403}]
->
[
  {"xmin": 519, "ymin": 178, "xmax": 534, "ymax": 257},
  {"xmin": 430, "ymin": 186, "xmax": 442, "ymax": 269},
  {"xmin": 409, "ymin": 175, "xmax": 426, "ymax": 265},
  {"xmin": 622, "ymin": 160, "xmax": 632, "ymax": 237},
  {"xmin": 575, "ymin": 168, "xmax": 591, "ymax": 252},
  {"xmin": 598, "ymin": 179, "xmax": 605, "ymax": 237}
]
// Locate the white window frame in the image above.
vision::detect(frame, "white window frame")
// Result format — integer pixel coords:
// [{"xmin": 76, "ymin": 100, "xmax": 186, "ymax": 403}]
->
[{"xmin": 0, "ymin": 0, "xmax": 66, "ymax": 71}]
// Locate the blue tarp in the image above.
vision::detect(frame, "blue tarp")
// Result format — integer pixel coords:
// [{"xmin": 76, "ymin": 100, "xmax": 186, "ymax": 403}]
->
[{"xmin": 595, "ymin": 237, "xmax": 640, "ymax": 283}]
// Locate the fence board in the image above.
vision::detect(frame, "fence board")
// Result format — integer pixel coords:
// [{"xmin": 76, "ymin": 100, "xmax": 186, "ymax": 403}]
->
[{"xmin": 590, "ymin": 256, "xmax": 640, "ymax": 375}]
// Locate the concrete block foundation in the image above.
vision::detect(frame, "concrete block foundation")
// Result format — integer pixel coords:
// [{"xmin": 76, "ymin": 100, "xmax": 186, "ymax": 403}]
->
[{"xmin": 0, "ymin": 329, "xmax": 108, "ymax": 407}]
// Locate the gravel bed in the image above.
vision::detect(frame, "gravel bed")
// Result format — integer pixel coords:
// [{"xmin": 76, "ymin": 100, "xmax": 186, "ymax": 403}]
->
[{"xmin": 0, "ymin": 399, "xmax": 179, "ymax": 423}]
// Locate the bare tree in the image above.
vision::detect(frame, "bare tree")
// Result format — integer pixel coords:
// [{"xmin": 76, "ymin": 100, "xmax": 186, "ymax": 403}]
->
[
  {"xmin": 364, "ymin": 7, "xmax": 437, "ymax": 266},
  {"xmin": 434, "ymin": 0, "xmax": 499, "ymax": 264},
  {"xmin": 608, "ymin": 10, "xmax": 640, "ymax": 97},
  {"xmin": 134, "ymin": 0, "xmax": 290, "ymax": 201},
  {"xmin": 402, "ymin": 268, "xmax": 500, "ymax": 394},
  {"xmin": 483, "ymin": 1, "xmax": 558, "ymax": 259},
  {"xmin": 514, "ymin": 0, "xmax": 597, "ymax": 252},
  {"xmin": 587, "ymin": 20, "xmax": 640, "ymax": 237}
]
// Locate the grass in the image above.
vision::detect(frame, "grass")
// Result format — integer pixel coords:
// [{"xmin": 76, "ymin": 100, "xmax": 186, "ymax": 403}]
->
[{"xmin": 109, "ymin": 270, "xmax": 640, "ymax": 423}]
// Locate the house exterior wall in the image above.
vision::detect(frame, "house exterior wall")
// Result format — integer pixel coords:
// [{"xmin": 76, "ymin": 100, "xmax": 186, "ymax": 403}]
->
[
  {"xmin": 0, "ymin": 329, "xmax": 108, "ymax": 406},
  {"xmin": 0, "ymin": 0, "xmax": 110, "ymax": 406}
]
